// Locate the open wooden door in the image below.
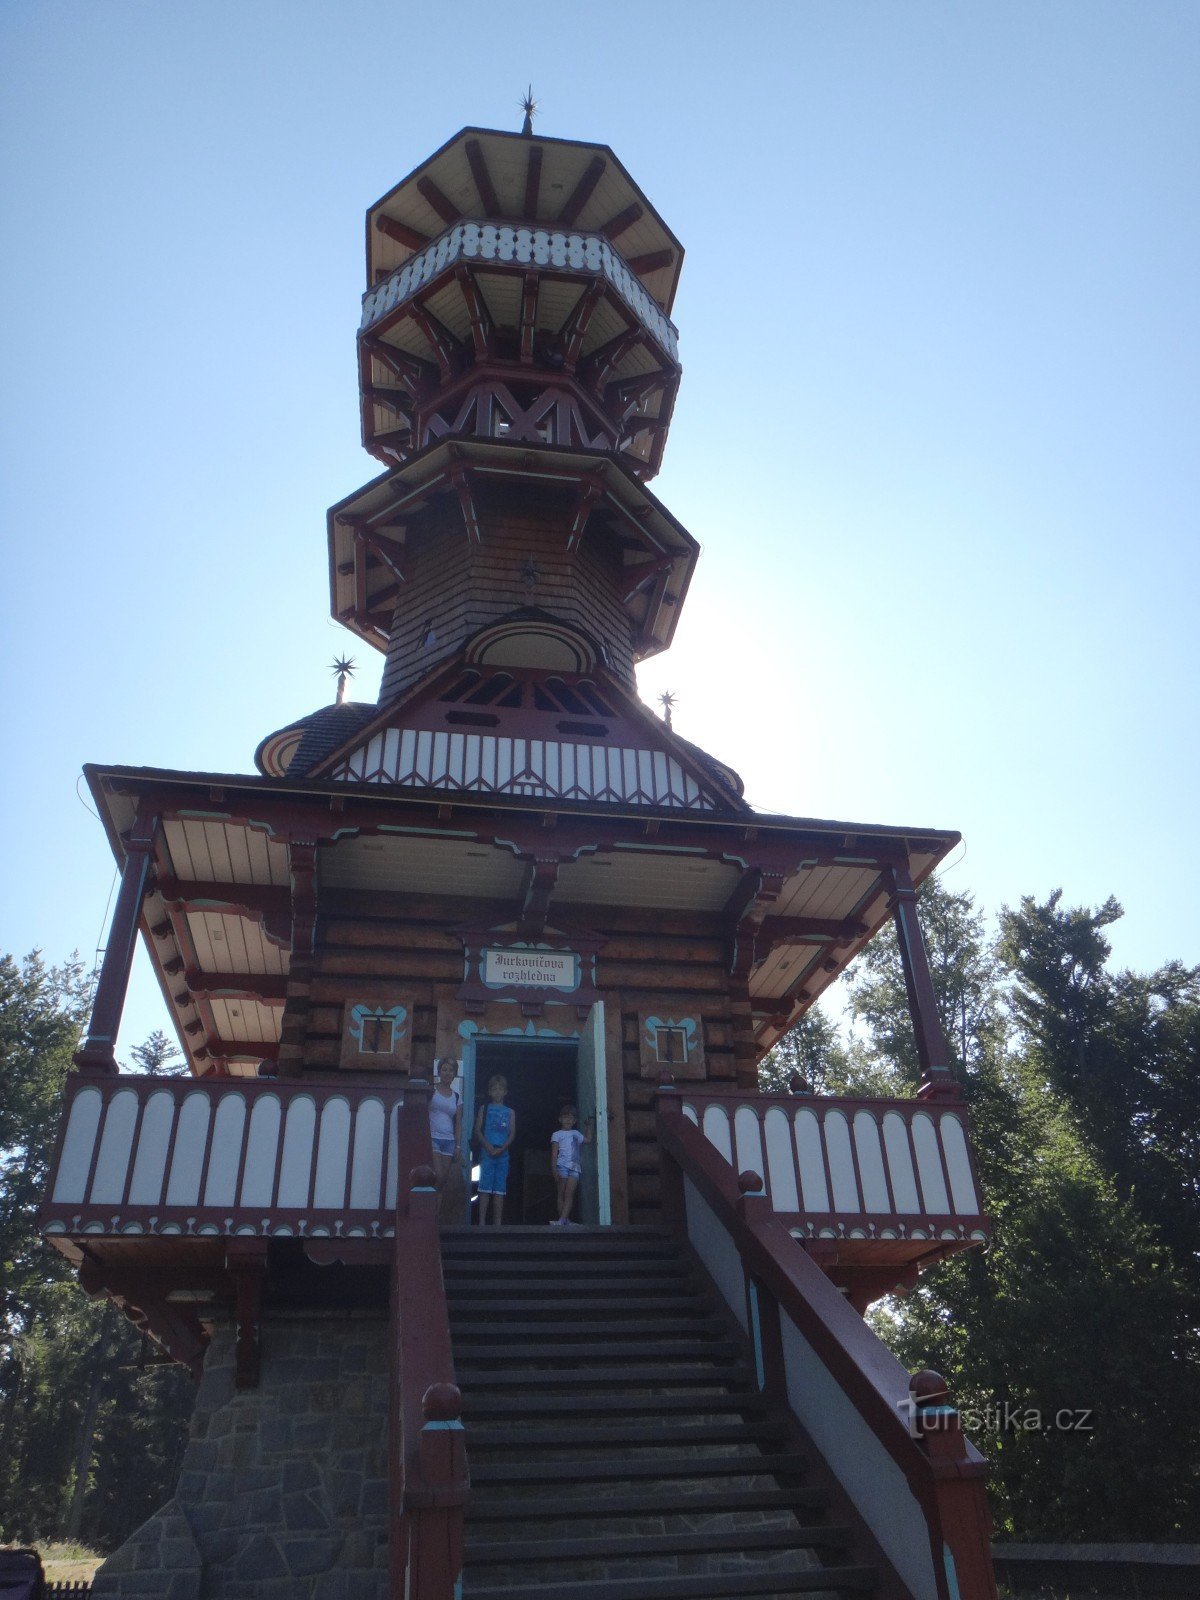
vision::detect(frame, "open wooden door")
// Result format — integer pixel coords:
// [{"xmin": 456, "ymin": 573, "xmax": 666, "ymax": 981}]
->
[
  {"xmin": 457, "ymin": 1043, "xmax": 475, "ymax": 1222},
  {"xmin": 575, "ymin": 1002, "xmax": 610, "ymax": 1225}
]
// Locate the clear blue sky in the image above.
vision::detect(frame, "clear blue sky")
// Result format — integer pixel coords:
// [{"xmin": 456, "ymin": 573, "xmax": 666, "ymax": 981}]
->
[{"xmin": 3, "ymin": 2, "xmax": 1197, "ymax": 1056}]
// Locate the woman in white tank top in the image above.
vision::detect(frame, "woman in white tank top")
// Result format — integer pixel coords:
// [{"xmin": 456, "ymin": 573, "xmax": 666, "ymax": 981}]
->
[{"xmin": 428, "ymin": 1057, "xmax": 463, "ymax": 1190}]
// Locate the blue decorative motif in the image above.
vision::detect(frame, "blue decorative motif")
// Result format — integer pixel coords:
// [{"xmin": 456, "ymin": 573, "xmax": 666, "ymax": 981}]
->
[{"xmin": 457, "ymin": 1019, "xmax": 579, "ymax": 1042}]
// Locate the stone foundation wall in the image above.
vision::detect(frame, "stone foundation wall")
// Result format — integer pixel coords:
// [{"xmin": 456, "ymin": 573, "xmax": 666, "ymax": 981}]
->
[{"xmin": 91, "ymin": 1311, "xmax": 389, "ymax": 1600}]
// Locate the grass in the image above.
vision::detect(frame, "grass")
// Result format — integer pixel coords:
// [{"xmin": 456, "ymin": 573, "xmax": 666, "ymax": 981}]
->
[{"xmin": 30, "ymin": 1541, "xmax": 103, "ymax": 1582}]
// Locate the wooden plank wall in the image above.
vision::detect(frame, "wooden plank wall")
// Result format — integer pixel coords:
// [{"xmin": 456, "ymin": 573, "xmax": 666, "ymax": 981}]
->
[{"xmin": 377, "ymin": 484, "xmax": 638, "ymax": 705}]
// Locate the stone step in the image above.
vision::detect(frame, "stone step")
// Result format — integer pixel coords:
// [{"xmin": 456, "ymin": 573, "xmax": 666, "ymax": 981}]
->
[
  {"xmin": 466, "ymin": 1524, "xmax": 855, "ymax": 1566},
  {"xmin": 455, "ymin": 1339, "xmax": 742, "ymax": 1364},
  {"xmin": 467, "ymin": 1419, "xmax": 790, "ymax": 1452},
  {"xmin": 443, "ymin": 1255, "xmax": 691, "ymax": 1278},
  {"xmin": 448, "ymin": 1295, "xmax": 714, "ymax": 1316},
  {"xmin": 448, "ymin": 1279, "xmax": 703, "ymax": 1300},
  {"xmin": 462, "ymin": 1390, "xmax": 771, "ymax": 1420},
  {"xmin": 470, "ymin": 1451, "xmax": 810, "ymax": 1487},
  {"xmin": 451, "ymin": 1316, "xmax": 727, "ymax": 1341},
  {"xmin": 465, "ymin": 1562, "xmax": 875, "ymax": 1599},
  {"xmin": 465, "ymin": 1485, "xmax": 827, "ymax": 1523},
  {"xmin": 455, "ymin": 1364, "xmax": 754, "ymax": 1391}
]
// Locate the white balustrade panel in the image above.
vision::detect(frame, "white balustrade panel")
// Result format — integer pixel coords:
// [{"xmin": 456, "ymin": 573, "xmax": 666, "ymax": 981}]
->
[
  {"xmin": 332, "ymin": 728, "xmax": 714, "ymax": 810},
  {"xmin": 681, "ymin": 1097, "xmax": 985, "ymax": 1232},
  {"xmin": 42, "ymin": 1082, "xmax": 406, "ymax": 1238},
  {"xmin": 361, "ymin": 221, "xmax": 679, "ymax": 360}
]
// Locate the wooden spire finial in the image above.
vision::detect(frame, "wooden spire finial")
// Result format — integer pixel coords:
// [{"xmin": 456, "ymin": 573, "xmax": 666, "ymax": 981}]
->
[
  {"xmin": 658, "ymin": 689, "xmax": 677, "ymax": 729},
  {"xmin": 331, "ymin": 656, "xmax": 356, "ymax": 705},
  {"xmin": 520, "ymin": 86, "xmax": 538, "ymax": 137}
]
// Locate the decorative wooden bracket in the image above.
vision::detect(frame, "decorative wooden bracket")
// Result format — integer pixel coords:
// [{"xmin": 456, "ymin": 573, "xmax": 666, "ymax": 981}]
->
[
  {"xmin": 227, "ymin": 1241, "xmax": 267, "ymax": 1389},
  {"xmin": 724, "ymin": 867, "xmax": 786, "ymax": 981},
  {"xmin": 516, "ymin": 857, "xmax": 560, "ymax": 940}
]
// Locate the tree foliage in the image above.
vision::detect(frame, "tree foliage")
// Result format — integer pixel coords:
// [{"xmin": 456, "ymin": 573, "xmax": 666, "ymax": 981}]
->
[
  {"xmin": 0, "ymin": 954, "xmax": 192, "ymax": 1550},
  {"xmin": 764, "ymin": 882, "xmax": 1200, "ymax": 1539}
]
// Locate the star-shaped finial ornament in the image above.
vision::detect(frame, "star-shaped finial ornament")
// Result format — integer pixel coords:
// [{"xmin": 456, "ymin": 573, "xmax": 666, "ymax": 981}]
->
[
  {"xmin": 520, "ymin": 556, "xmax": 542, "ymax": 591},
  {"xmin": 658, "ymin": 689, "xmax": 677, "ymax": 729},
  {"xmin": 520, "ymin": 86, "xmax": 538, "ymax": 137},
  {"xmin": 331, "ymin": 656, "xmax": 356, "ymax": 704}
]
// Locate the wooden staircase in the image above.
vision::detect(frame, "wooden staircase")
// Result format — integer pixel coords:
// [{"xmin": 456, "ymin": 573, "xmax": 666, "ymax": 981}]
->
[{"xmin": 442, "ymin": 1225, "xmax": 880, "ymax": 1600}]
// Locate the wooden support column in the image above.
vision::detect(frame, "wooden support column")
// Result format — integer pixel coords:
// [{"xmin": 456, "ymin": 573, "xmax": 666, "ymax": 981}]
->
[
  {"xmin": 227, "ymin": 1241, "xmax": 267, "ymax": 1389},
  {"xmin": 884, "ymin": 864, "xmax": 960, "ymax": 1101},
  {"xmin": 275, "ymin": 838, "xmax": 320, "ymax": 1077},
  {"xmin": 74, "ymin": 806, "xmax": 158, "ymax": 1074}
]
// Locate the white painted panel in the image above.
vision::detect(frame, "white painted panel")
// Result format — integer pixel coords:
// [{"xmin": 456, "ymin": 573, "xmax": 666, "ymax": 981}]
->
[
  {"xmin": 682, "ymin": 1103, "xmax": 699, "ymax": 1126},
  {"xmin": 937, "ymin": 1113, "xmax": 978, "ymax": 1213},
  {"xmin": 733, "ymin": 1105, "xmax": 765, "ymax": 1185},
  {"xmin": 349, "ymin": 1098, "xmax": 387, "ymax": 1208},
  {"xmin": 825, "ymin": 1111, "xmax": 861, "ymax": 1212},
  {"xmin": 778, "ymin": 1316, "xmax": 938, "ymax": 1600},
  {"xmin": 52, "ymin": 1088, "xmax": 103, "ymax": 1203},
  {"xmin": 793, "ymin": 1108, "xmax": 830, "ymax": 1212},
  {"xmin": 313, "ymin": 1097, "xmax": 352, "ymax": 1209},
  {"xmin": 277, "ymin": 1096, "xmax": 317, "ymax": 1207},
  {"xmin": 882, "ymin": 1113, "xmax": 921, "ymax": 1212},
  {"xmin": 128, "ymin": 1091, "xmax": 176, "ymax": 1205},
  {"xmin": 165, "ymin": 1091, "xmax": 213, "ymax": 1206},
  {"xmin": 89, "ymin": 1088, "xmax": 140, "ymax": 1204},
  {"xmin": 764, "ymin": 1107, "xmax": 800, "ymax": 1211},
  {"xmin": 912, "ymin": 1113, "xmax": 950, "ymax": 1213},
  {"xmin": 384, "ymin": 1100, "xmax": 401, "ymax": 1208},
  {"xmin": 683, "ymin": 1176, "xmax": 747, "ymax": 1330},
  {"xmin": 239, "ymin": 1095, "xmax": 282, "ymax": 1206},
  {"xmin": 701, "ymin": 1104, "xmax": 733, "ymax": 1165},
  {"xmin": 203, "ymin": 1093, "xmax": 247, "ymax": 1207},
  {"xmin": 853, "ymin": 1112, "xmax": 890, "ymax": 1213}
]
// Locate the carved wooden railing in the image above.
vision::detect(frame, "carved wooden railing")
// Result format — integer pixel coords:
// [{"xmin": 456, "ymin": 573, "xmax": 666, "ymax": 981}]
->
[
  {"xmin": 389, "ymin": 1080, "xmax": 468, "ymax": 1600},
  {"xmin": 680, "ymin": 1088, "xmax": 990, "ymax": 1249},
  {"xmin": 40, "ymin": 1073, "xmax": 405, "ymax": 1242},
  {"xmin": 361, "ymin": 219, "xmax": 680, "ymax": 360},
  {"xmin": 658, "ymin": 1086, "xmax": 998, "ymax": 1600}
]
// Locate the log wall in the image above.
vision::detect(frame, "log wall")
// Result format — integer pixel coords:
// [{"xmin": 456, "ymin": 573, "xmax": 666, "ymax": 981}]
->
[{"xmin": 292, "ymin": 889, "xmax": 750, "ymax": 1223}]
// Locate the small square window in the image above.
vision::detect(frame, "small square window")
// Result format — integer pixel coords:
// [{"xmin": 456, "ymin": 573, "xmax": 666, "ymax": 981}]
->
[
  {"xmin": 360, "ymin": 1012, "xmax": 396, "ymax": 1054},
  {"xmin": 654, "ymin": 1026, "xmax": 689, "ymax": 1065}
]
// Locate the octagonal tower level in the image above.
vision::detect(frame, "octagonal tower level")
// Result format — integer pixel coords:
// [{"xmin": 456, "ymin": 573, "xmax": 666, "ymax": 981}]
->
[
  {"xmin": 358, "ymin": 128, "xmax": 682, "ymax": 475},
  {"xmin": 329, "ymin": 127, "xmax": 696, "ymax": 708}
]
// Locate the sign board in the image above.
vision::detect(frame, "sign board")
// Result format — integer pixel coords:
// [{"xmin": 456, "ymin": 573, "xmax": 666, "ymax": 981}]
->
[{"xmin": 482, "ymin": 948, "xmax": 579, "ymax": 990}]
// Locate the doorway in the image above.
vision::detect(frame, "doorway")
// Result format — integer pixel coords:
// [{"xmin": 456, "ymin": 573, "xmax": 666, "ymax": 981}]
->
[{"xmin": 459, "ymin": 1006, "xmax": 610, "ymax": 1225}]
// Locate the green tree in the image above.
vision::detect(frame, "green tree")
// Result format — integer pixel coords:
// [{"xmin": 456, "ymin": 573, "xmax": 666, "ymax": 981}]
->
[
  {"xmin": 127, "ymin": 1028, "xmax": 186, "ymax": 1076},
  {"xmin": 766, "ymin": 882, "xmax": 1200, "ymax": 1539},
  {"xmin": 0, "ymin": 955, "xmax": 192, "ymax": 1549}
]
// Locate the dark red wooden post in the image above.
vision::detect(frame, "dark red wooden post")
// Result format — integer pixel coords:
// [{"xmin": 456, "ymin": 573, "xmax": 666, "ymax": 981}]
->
[
  {"xmin": 910, "ymin": 1370, "xmax": 999, "ymax": 1599},
  {"xmin": 74, "ymin": 807, "xmax": 158, "ymax": 1074},
  {"xmin": 884, "ymin": 864, "xmax": 959, "ymax": 1100},
  {"xmin": 655, "ymin": 1072, "xmax": 687, "ymax": 1234}
]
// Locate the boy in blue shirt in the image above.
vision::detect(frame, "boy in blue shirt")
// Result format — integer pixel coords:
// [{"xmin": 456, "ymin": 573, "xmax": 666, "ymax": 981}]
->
[{"xmin": 473, "ymin": 1075, "xmax": 516, "ymax": 1226}]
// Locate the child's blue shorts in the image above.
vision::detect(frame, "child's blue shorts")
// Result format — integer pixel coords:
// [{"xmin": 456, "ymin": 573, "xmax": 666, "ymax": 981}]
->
[{"xmin": 478, "ymin": 1152, "xmax": 509, "ymax": 1194}]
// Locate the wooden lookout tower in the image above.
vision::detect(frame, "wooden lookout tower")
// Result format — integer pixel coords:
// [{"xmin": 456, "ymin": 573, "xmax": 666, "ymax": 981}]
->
[{"xmin": 42, "ymin": 120, "xmax": 1001, "ymax": 1600}]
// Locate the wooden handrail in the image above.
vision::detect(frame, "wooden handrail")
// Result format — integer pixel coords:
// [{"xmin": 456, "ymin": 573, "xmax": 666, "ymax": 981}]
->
[
  {"xmin": 657, "ymin": 1086, "xmax": 997, "ymax": 1600},
  {"xmin": 389, "ymin": 1081, "xmax": 468, "ymax": 1600}
]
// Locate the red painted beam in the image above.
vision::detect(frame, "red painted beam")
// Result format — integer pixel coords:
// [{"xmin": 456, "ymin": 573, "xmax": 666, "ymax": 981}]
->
[
  {"xmin": 184, "ymin": 970, "xmax": 288, "ymax": 1001},
  {"xmin": 417, "ymin": 175, "xmax": 461, "ymax": 226},
  {"xmin": 523, "ymin": 144, "xmax": 543, "ymax": 218},
  {"xmin": 600, "ymin": 203, "xmax": 643, "ymax": 241},
  {"xmin": 557, "ymin": 156, "xmax": 605, "ymax": 227},
  {"xmin": 375, "ymin": 213, "xmax": 430, "ymax": 251},
  {"xmin": 465, "ymin": 138, "xmax": 501, "ymax": 218},
  {"xmin": 627, "ymin": 249, "xmax": 675, "ymax": 275}
]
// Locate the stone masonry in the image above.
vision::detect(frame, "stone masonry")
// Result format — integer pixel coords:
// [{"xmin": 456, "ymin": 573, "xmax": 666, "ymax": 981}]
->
[{"xmin": 90, "ymin": 1311, "xmax": 389, "ymax": 1600}]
